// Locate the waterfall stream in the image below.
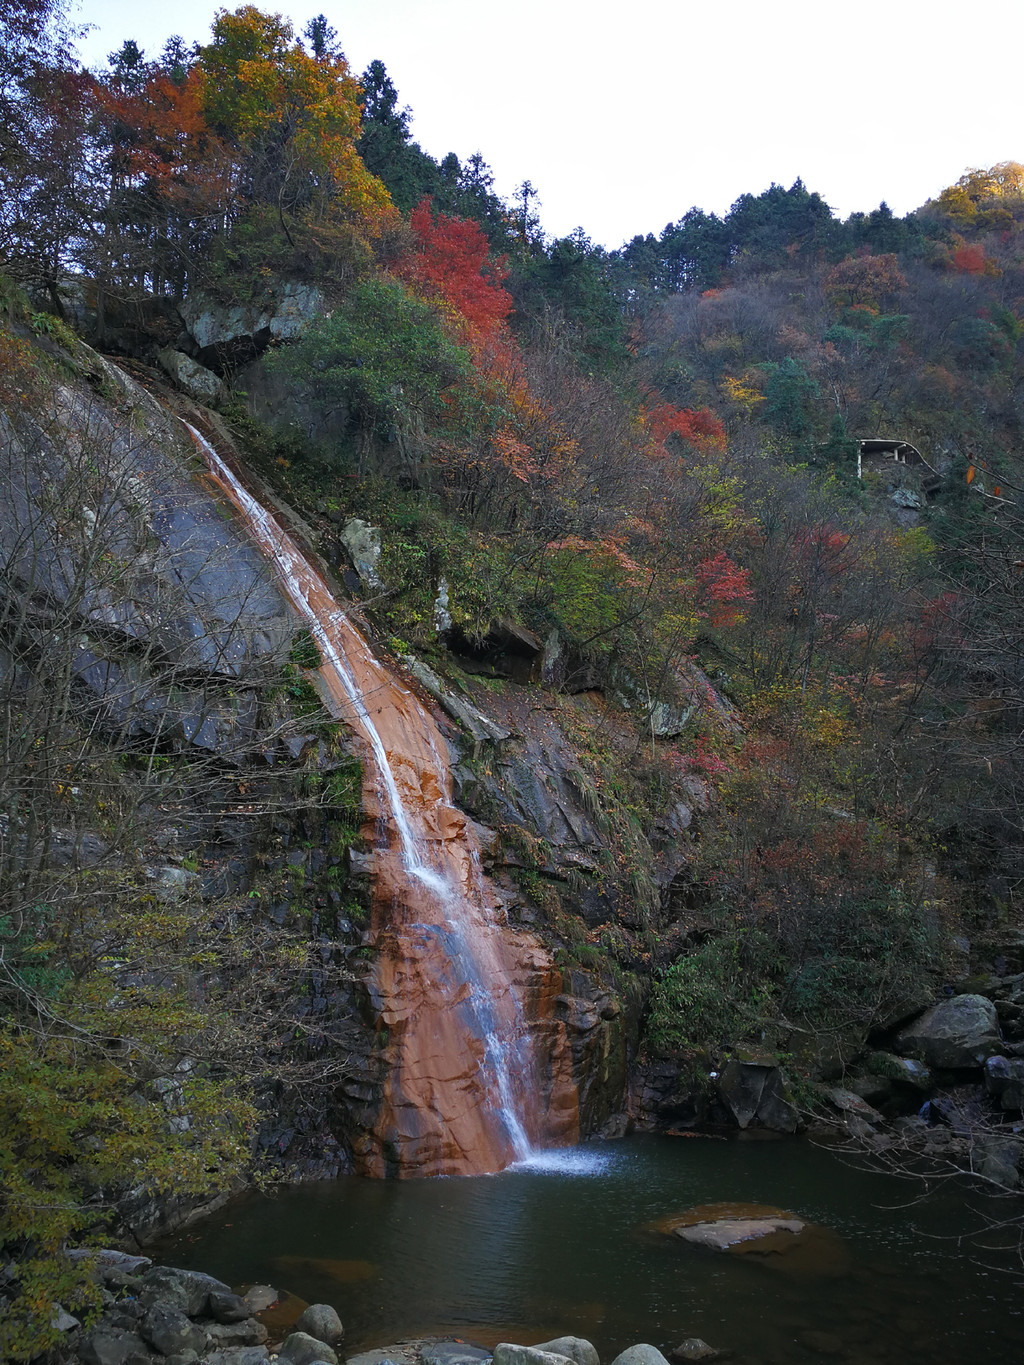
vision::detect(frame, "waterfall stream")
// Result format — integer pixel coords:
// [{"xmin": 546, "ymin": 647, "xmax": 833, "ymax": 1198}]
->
[{"xmin": 185, "ymin": 423, "xmax": 577, "ymax": 1175}]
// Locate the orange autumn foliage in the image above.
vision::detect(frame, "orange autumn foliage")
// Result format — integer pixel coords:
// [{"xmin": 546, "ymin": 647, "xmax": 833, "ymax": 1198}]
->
[{"xmin": 643, "ymin": 400, "xmax": 725, "ymax": 454}]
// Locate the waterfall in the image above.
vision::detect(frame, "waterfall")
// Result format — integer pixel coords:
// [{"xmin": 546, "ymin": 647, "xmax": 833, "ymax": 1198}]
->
[{"xmin": 184, "ymin": 423, "xmax": 577, "ymax": 1175}]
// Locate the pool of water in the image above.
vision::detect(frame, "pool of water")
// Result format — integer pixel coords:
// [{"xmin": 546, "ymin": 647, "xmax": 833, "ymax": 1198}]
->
[{"xmin": 156, "ymin": 1134, "xmax": 1024, "ymax": 1364}]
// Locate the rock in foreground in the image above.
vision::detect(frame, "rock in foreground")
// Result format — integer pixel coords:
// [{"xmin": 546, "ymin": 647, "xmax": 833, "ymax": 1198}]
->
[{"xmin": 896, "ymin": 994, "xmax": 1002, "ymax": 1069}]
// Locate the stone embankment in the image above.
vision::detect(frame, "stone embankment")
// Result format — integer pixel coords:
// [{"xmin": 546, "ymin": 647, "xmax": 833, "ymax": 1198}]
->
[{"xmin": 55, "ymin": 1255, "xmax": 720, "ymax": 1365}]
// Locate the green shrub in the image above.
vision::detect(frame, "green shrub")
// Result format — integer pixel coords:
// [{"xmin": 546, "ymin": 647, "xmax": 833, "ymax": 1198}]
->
[
  {"xmin": 645, "ymin": 933, "xmax": 776, "ymax": 1056},
  {"xmin": 270, "ymin": 277, "xmax": 472, "ymax": 446}
]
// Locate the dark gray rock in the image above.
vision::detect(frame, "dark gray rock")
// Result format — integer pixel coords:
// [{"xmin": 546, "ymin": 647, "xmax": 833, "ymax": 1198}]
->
[
  {"xmin": 204, "ymin": 1350, "xmax": 269, "ymax": 1365},
  {"xmin": 984, "ymin": 1055, "xmax": 1024, "ymax": 1110},
  {"xmin": 974, "ymin": 1136, "xmax": 1023, "ymax": 1188},
  {"xmin": 163, "ymin": 1353, "xmax": 200, "ymax": 1365},
  {"xmin": 139, "ymin": 1266, "xmax": 231, "ymax": 1317},
  {"xmin": 205, "ymin": 1319, "xmax": 269, "ymax": 1348},
  {"xmin": 531, "ymin": 1338, "xmax": 599, "ymax": 1365},
  {"xmin": 142, "ymin": 1304, "xmax": 206, "ymax": 1356},
  {"xmin": 67, "ymin": 1250, "xmax": 153, "ymax": 1275},
  {"xmin": 896, "ymin": 994, "xmax": 1002, "ymax": 1069},
  {"xmin": 670, "ymin": 1343, "xmax": 718, "ymax": 1363},
  {"xmin": 826, "ymin": 1087, "xmax": 884, "ymax": 1123},
  {"xmin": 103, "ymin": 1269, "xmax": 146, "ymax": 1295},
  {"xmin": 100, "ymin": 1304, "xmax": 146, "ymax": 1331},
  {"xmin": 79, "ymin": 1326, "xmax": 152, "ymax": 1365},
  {"xmin": 846, "ymin": 1074, "xmax": 895, "ymax": 1107},
  {"xmin": 717, "ymin": 1061, "xmax": 798, "ymax": 1132},
  {"xmin": 402, "ymin": 655, "xmax": 511, "ymax": 744},
  {"xmin": 294, "ymin": 1304, "xmax": 344, "ymax": 1347},
  {"xmin": 867, "ymin": 1052, "xmax": 932, "ymax": 1090},
  {"xmin": 207, "ymin": 1291, "xmax": 251, "ymax": 1324},
  {"xmin": 278, "ymin": 1331, "xmax": 340, "ymax": 1365}
]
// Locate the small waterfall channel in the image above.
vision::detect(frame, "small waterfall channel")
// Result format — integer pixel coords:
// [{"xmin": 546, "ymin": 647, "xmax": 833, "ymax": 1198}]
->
[{"xmin": 186, "ymin": 423, "xmax": 578, "ymax": 1176}]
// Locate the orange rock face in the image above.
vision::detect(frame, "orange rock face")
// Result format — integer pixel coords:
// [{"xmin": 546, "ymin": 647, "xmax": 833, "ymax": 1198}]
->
[{"xmin": 193, "ymin": 426, "xmax": 579, "ymax": 1177}]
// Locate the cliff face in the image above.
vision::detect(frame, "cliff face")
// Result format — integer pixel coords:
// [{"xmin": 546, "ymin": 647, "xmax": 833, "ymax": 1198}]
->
[{"xmin": 2, "ymin": 332, "xmax": 646, "ymax": 1216}]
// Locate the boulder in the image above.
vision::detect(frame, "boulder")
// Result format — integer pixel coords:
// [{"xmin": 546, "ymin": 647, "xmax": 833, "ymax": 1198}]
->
[
  {"xmin": 984, "ymin": 1055, "xmax": 1024, "ymax": 1110},
  {"xmin": 204, "ymin": 1351, "xmax": 269, "ymax": 1365},
  {"xmin": 845, "ymin": 1074, "xmax": 895, "ymax": 1107},
  {"xmin": 242, "ymin": 1285, "xmax": 278, "ymax": 1313},
  {"xmin": 493, "ymin": 1347, "xmax": 575, "ymax": 1365},
  {"xmin": 866, "ymin": 1052, "xmax": 932, "ymax": 1090},
  {"xmin": 67, "ymin": 1249, "xmax": 152, "ymax": 1275},
  {"xmin": 609, "ymin": 1348, "xmax": 671, "ymax": 1365},
  {"xmin": 717, "ymin": 1061, "xmax": 798, "ymax": 1132},
  {"xmin": 896, "ymin": 994, "xmax": 1002, "ymax": 1068},
  {"xmin": 278, "ymin": 1331, "xmax": 340, "ymax": 1365},
  {"xmin": 421, "ymin": 1347, "xmax": 492, "ymax": 1365},
  {"xmin": 677, "ymin": 1215, "xmax": 805, "ymax": 1250},
  {"xmin": 974, "ymin": 1136, "xmax": 1023, "ymax": 1189},
  {"xmin": 52, "ymin": 1306, "xmax": 82, "ymax": 1332},
  {"xmin": 294, "ymin": 1305, "xmax": 344, "ymax": 1347},
  {"xmin": 79, "ymin": 1327, "xmax": 152, "ymax": 1365},
  {"xmin": 207, "ymin": 1291, "xmax": 252, "ymax": 1324},
  {"xmin": 157, "ymin": 349, "xmax": 223, "ymax": 403},
  {"xmin": 531, "ymin": 1338, "xmax": 599, "ymax": 1365},
  {"xmin": 670, "ymin": 1344, "xmax": 718, "ymax": 1363},
  {"xmin": 206, "ymin": 1319, "xmax": 269, "ymax": 1347},
  {"xmin": 142, "ymin": 1304, "xmax": 207, "ymax": 1355},
  {"xmin": 825, "ymin": 1088, "xmax": 884, "ymax": 1123},
  {"xmin": 139, "ymin": 1266, "xmax": 231, "ymax": 1317},
  {"xmin": 340, "ymin": 519, "xmax": 383, "ymax": 589}
]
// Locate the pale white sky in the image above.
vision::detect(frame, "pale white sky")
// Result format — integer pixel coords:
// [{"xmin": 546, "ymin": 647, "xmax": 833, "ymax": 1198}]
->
[{"xmin": 72, "ymin": 0, "xmax": 1024, "ymax": 249}]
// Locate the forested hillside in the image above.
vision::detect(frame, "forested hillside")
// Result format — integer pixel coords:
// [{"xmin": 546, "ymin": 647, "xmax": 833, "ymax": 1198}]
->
[{"xmin": 4, "ymin": 0, "xmax": 1024, "ymax": 1352}]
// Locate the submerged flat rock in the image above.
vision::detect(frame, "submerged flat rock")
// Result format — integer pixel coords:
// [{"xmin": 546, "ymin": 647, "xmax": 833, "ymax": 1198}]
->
[
  {"xmin": 676, "ymin": 1215, "xmax": 805, "ymax": 1250},
  {"xmin": 655, "ymin": 1201, "xmax": 848, "ymax": 1274}
]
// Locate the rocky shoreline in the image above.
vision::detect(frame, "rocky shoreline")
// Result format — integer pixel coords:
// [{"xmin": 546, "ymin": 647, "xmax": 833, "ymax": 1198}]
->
[{"xmin": 46, "ymin": 1253, "xmax": 721, "ymax": 1365}]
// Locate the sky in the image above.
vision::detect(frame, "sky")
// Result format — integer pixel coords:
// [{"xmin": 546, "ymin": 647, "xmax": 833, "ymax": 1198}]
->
[{"xmin": 71, "ymin": 0, "xmax": 1024, "ymax": 250}]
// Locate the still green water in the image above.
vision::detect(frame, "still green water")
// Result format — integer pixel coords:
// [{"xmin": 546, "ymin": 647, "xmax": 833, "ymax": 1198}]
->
[{"xmin": 157, "ymin": 1135, "xmax": 1024, "ymax": 1364}]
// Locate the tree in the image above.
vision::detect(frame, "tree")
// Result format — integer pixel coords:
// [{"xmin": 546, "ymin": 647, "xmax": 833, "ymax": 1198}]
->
[
  {"xmin": 302, "ymin": 12, "xmax": 339, "ymax": 59},
  {"xmin": 402, "ymin": 198, "xmax": 511, "ymax": 344},
  {"xmin": 355, "ymin": 58, "xmax": 439, "ymax": 212},
  {"xmin": 269, "ymin": 276, "xmax": 472, "ymax": 466},
  {"xmin": 513, "ymin": 178, "xmax": 542, "ymax": 248},
  {"xmin": 823, "ymin": 253, "xmax": 907, "ymax": 311},
  {"xmin": 197, "ymin": 6, "xmax": 394, "ymax": 238}
]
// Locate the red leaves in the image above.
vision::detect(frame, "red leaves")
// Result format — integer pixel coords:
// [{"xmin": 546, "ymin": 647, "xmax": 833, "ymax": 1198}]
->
[
  {"xmin": 401, "ymin": 198, "xmax": 512, "ymax": 346},
  {"xmin": 696, "ymin": 551, "xmax": 753, "ymax": 627},
  {"xmin": 952, "ymin": 243, "xmax": 990, "ymax": 275},
  {"xmin": 643, "ymin": 401, "xmax": 725, "ymax": 454}
]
